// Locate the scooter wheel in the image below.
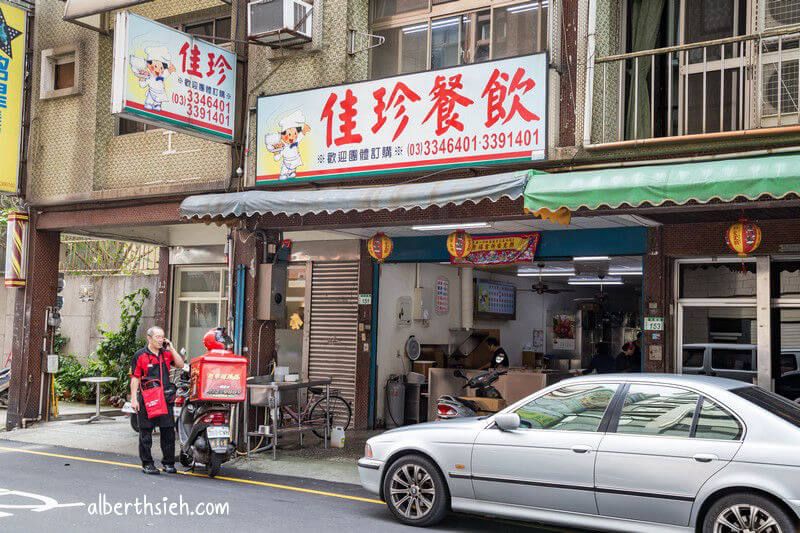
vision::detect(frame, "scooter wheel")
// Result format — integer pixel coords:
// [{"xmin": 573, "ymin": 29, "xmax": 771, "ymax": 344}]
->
[
  {"xmin": 208, "ymin": 452, "xmax": 223, "ymax": 478},
  {"xmin": 179, "ymin": 450, "xmax": 193, "ymax": 468},
  {"xmin": 130, "ymin": 415, "xmax": 139, "ymax": 433}
]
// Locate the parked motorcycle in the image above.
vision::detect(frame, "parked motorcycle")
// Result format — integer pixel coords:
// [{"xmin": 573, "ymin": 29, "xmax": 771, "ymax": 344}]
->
[
  {"xmin": 176, "ymin": 327, "xmax": 247, "ymax": 478},
  {"xmin": 123, "ymin": 353, "xmax": 190, "ymax": 433},
  {"xmin": 436, "ymin": 368, "xmax": 507, "ymax": 419}
]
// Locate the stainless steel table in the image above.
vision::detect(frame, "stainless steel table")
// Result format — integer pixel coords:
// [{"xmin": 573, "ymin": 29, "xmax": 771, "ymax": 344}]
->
[
  {"xmin": 79, "ymin": 376, "xmax": 117, "ymax": 423},
  {"xmin": 244, "ymin": 378, "xmax": 332, "ymax": 460}
]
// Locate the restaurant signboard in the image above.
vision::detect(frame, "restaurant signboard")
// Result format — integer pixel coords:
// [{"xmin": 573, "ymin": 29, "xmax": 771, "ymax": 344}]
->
[{"xmin": 256, "ymin": 53, "xmax": 547, "ymax": 184}]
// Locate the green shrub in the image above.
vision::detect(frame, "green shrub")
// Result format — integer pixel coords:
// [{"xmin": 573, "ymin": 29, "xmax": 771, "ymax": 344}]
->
[{"xmin": 54, "ymin": 288, "xmax": 150, "ymax": 402}]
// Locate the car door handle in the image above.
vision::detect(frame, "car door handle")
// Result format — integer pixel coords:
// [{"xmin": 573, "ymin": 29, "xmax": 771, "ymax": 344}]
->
[
  {"xmin": 571, "ymin": 445, "xmax": 592, "ymax": 454},
  {"xmin": 693, "ymin": 453, "xmax": 718, "ymax": 463}
]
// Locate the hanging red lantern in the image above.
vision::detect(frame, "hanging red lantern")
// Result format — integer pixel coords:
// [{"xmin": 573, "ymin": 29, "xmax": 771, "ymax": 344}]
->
[
  {"xmin": 725, "ymin": 219, "xmax": 762, "ymax": 258},
  {"xmin": 447, "ymin": 230, "xmax": 474, "ymax": 259},
  {"xmin": 367, "ymin": 232, "xmax": 393, "ymax": 263}
]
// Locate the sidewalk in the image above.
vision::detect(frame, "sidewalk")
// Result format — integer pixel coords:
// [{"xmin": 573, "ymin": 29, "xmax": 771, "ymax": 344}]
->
[{"xmin": 0, "ymin": 414, "xmax": 375, "ymax": 485}]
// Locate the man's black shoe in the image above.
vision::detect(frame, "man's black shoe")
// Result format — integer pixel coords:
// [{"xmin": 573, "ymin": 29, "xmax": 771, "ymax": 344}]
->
[
  {"xmin": 142, "ymin": 464, "xmax": 160, "ymax": 475},
  {"xmin": 162, "ymin": 465, "xmax": 177, "ymax": 474}
]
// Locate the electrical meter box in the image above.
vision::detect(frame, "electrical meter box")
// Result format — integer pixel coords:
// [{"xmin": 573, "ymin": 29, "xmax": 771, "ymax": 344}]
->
[{"xmin": 257, "ymin": 262, "xmax": 287, "ymax": 325}]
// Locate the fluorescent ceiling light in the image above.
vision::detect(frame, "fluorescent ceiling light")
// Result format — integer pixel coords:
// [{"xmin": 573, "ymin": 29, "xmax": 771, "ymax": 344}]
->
[
  {"xmin": 507, "ymin": 3, "xmax": 539, "ymax": 13},
  {"xmin": 568, "ymin": 276, "xmax": 622, "ymax": 285},
  {"xmin": 518, "ymin": 271, "xmax": 576, "ymax": 277},
  {"xmin": 608, "ymin": 269, "xmax": 643, "ymax": 276},
  {"xmin": 568, "ymin": 280, "xmax": 623, "ymax": 286},
  {"xmin": 573, "ymin": 256, "xmax": 610, "ymax": 261},
  {"xmin": 411, "ymin": 222, "xmax": 490, "ymax": 231}
]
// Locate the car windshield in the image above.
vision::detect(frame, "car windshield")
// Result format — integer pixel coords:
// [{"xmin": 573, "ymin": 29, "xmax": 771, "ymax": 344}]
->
[{"xmin": 732, "ymin": 386, "xmax": 800, "ymax": 429}]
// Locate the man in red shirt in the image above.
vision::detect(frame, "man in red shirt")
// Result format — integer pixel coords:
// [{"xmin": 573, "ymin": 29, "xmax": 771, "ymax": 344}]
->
[{"xmin": 130, "ymin": 326, "xmax": 184, "ymax": 475}]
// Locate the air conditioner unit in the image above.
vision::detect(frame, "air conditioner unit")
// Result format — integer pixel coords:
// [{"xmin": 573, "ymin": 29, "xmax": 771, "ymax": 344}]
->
[
  {"xmin": 248, "ymin": 0, "xmax": 313, "ymax": 47},
  {"xmin": 763, "ymin": 0, "xmax": 800, "ymax": 30}
]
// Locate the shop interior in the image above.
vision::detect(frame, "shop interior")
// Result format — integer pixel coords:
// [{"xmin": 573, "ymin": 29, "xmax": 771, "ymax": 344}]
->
[{"xmin": 375, "ymin": 252, "xmax": 643, "ymax": 425}]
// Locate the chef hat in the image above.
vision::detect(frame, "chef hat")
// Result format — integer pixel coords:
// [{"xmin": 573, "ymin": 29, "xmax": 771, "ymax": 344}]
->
[
  {"xmin": 278, "ymin": 110, "xmax": 306, "ymax": 132},
  {"xmin": 145, "ymin": 46, "xmax": 171, "ymax": 65}
]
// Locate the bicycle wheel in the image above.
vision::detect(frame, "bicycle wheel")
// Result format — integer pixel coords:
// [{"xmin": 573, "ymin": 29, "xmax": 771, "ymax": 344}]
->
[{"xmin": 309, "ymin": 395, "xmax": 352, "ymax": 439}]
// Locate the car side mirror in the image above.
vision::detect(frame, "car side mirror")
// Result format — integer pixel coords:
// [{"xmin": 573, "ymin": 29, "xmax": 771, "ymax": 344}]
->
[{"xmin": 495, "ymin": 413, "xmax": 520, "ymax": 432}]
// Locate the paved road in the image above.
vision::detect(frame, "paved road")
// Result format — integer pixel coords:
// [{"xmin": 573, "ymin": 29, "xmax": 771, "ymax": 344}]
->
[{"xmin": 0, "ymin": 440, "xmax": 571, "ymax": 532}]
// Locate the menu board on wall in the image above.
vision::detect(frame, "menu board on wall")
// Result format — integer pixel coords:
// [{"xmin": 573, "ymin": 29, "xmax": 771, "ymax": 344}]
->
[{"xmin": 474, "ymin": 279, "xmax": 516, "ymax": 320}]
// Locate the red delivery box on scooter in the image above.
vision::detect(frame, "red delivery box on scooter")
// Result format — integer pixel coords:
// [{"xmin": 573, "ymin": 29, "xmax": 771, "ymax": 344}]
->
[{"xmin": 190, "ymin": 349, "xmax": 248, "ymax": 402}]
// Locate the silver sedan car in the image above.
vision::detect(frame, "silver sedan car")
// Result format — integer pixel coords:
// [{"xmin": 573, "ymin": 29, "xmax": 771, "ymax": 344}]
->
[{"xmin": 358, "ymin": 374, "xmax": 800, "ymax": 532}]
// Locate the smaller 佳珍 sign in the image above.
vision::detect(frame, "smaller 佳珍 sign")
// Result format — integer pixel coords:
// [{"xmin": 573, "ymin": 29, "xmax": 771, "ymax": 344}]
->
[
  {"xmin": 111, "ymin": 11, "xmax": 236, "ymax": 142},
  {"xmin": 451, "ymin": 233, "xmax": 540, "ymax": 266}
]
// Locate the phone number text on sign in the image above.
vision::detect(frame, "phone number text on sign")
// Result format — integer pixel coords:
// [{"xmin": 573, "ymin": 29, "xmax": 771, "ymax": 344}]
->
[
  {"xmin": 408, "ymin": 129, "xmax": 538, "ymax": 157},
  {"xmin": 171, "ymin": 90, "xmax": 232, "ymax": 127}
]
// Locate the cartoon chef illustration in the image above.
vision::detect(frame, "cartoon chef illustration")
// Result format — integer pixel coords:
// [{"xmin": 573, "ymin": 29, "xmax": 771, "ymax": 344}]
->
[
  {"xmin": 130, "ymin": 46, "xmax": 176, "ymax": 112},
  {"xmin": 264, "ymin": 110, "xmax": 311, "ymax": 180}
]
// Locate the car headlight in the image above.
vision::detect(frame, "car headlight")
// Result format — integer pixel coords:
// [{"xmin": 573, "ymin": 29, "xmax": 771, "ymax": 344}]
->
[{"xmin": 364, "ymin": 443, "xmax": 373, "ymax": 459}]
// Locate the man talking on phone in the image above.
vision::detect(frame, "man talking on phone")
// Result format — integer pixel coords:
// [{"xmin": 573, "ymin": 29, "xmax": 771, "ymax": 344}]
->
[{"xmin": 130, "ymin": 326, "xmax": 184, "ymax": 475}]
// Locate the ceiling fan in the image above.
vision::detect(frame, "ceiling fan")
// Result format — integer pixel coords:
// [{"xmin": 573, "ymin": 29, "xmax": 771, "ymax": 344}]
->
[{"xmin": 519, "ymin": 263, "xmax": 573, "ymax": 295}]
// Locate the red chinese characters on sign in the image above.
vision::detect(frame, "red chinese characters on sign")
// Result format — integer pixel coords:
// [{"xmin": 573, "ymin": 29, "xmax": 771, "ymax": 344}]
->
[
  {"xmin": 423, "ymin": 74, "xmax": 475, "ymax": 135},
  {"xmin": 321, "ymin": 89, "xmax": 363, "ymax": 147},
  {"xmin": 371, "ymin": 82, "xmax": 421, "ymax": 142},
  {"xmin": 481, "ymin": 67, "xmax": 539, "ymax": 128},
  {"xmin": 179, "ymin": 42, "xmax": 202, "ymax": 77},
  {"xmin": 206, "ymin": 53, "xmax": 233, "ymax": 86}
]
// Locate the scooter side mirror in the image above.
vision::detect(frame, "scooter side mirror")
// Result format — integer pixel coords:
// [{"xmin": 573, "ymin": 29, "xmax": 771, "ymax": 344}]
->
[
  {"xmin": 180, "ymin": 348, "xmax": 187, "ymax": 356},
  {"xmin": 495, "ymin": 413, "xmax": 520, "ymax": 432}
]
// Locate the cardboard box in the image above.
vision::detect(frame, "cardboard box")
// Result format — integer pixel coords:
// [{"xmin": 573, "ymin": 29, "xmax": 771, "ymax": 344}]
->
[{"xmin": 458, "ymin": 396, "xmax": 507, "ymax": 412}]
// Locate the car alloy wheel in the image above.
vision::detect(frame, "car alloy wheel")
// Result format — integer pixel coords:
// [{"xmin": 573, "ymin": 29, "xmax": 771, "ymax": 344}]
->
[
  {"xmin": 389, "ymin": 463, "xmax": 436, "ymax": 520},
  {"xmin": 713, "ymin": 504, "xmax": 781, "ymax": 533}
]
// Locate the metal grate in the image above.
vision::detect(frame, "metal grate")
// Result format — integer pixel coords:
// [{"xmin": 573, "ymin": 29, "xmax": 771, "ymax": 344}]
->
[
  {"xmin": 307, "ymin": 261, "xmax": 359, "ymax": 428},
  {"xmin": 766, "ymin": 0, "xmax": 800, "ymax": 28},
  {"xmin": 60, "ymin": 236, "xmax": 160, "ymax": 276}
]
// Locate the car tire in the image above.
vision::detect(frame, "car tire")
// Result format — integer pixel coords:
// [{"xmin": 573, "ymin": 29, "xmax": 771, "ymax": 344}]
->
[
  {"xmin": 382, "ymin": 454, "xmax": 449, "ymax": 527},
  {"xmin": 702, "ymin": 492, "xmax": 797, "ymax": 533}
]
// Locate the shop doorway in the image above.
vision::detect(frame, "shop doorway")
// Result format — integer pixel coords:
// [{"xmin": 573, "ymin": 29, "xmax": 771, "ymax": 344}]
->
[{"xmin": 171, "ymin": 266, "xmax": 229, "ymax": 358}]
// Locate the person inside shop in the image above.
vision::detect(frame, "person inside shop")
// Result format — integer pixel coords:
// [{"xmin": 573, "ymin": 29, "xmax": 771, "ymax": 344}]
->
[
  {"xmin": 633, "ymin": 331, "xmax": 642, "ymax": 360},
  {"xmin": 579, "ymin": 342, "xmax": 616, "ymax": 374},
  {"xmin": 481, "ymin": 337, "xmax": 509, "ymax": 370},
  {"xmin": 130, "ymin": 326, "xmax": 184, "ymax": 475},
  {"xmin": 615, "ymin": 342, "xmax": 641, "ymax": 373}
]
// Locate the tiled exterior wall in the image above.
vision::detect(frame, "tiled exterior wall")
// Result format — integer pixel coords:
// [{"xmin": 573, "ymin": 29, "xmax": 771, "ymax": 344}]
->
[{"xmin": 27, "ymin": 0, "xmax": 232, "ymax": 205}]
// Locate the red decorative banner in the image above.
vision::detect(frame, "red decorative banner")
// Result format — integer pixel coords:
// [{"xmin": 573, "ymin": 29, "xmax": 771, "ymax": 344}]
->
[{"xmin": 450, "ymin": 233, "xmax": 540, "ymax": 266}]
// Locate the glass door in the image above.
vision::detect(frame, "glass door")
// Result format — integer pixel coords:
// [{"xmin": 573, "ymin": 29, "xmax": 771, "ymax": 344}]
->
[
  {"xmin": 675, "ymin": 259, "xmax": 757, "ymax": 382},
  {"xmin": 771, "ymin": 261, "xmax": 800, "ymax": 400},
  {"xmin": 171, "ymin": 266, "xmax": 229, "ymax": 359}
]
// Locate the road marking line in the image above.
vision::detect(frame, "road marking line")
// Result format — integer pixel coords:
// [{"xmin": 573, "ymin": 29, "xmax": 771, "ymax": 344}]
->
[{"xmin": 0, "ymin": 445, "xmax": 385, "ymax": 506}]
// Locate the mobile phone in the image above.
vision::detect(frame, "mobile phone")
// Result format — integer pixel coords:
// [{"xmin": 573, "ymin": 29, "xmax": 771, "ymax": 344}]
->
[{"xmin": 162, "ymin": 341, "xmax": 168, "ymax": 349}]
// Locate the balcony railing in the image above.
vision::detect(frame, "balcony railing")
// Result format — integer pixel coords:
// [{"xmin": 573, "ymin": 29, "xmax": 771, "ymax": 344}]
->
[{"xmin": 590, "ymin": 24, "xmax": 800, "ymax": 145}]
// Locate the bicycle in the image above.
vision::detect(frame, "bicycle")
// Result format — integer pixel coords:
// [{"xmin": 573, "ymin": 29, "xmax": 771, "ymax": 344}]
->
[{"xmin": 277, "ymin": 386, "xmax": 352, "ymax": 439}]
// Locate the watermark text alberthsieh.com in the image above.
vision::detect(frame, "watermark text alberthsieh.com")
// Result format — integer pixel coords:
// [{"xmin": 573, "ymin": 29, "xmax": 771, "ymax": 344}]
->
[{"xmin": 87, "ymin": 494, "xmax": 230, "ymax": 517}]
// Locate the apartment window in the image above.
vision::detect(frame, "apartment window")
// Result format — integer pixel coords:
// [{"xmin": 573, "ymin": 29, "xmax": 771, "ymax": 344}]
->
[
  {"xmin": 117, "ymin": 118, "xmax": 158, "ymax": 136},
  {"xmin": 370, "ymin": 0, "xmax": 547, "ymax": 77},
  {"xmin": 40, "ymin": 45, "xmax": 82, "ymax": 99},
  {"xmin": 183, "ymin": 17, "xmax": 232, "ymax": 45}
]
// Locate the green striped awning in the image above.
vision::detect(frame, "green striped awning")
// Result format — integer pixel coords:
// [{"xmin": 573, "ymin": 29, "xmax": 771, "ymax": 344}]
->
[{"xmin": 524, "ymin": 153, "xmax": 800, "ymax": 212}]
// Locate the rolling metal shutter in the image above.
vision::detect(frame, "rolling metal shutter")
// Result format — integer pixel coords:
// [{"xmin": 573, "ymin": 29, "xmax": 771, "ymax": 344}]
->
[{"xmin": 308, "ymin": 261, "xmax": 359, "ymax": 427}]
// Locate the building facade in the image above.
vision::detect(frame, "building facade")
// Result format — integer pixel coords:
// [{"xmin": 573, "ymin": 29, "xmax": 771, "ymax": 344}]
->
[{"xmin": 6, "ymin": 0, "xmax": 800, "ymax": 432}]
